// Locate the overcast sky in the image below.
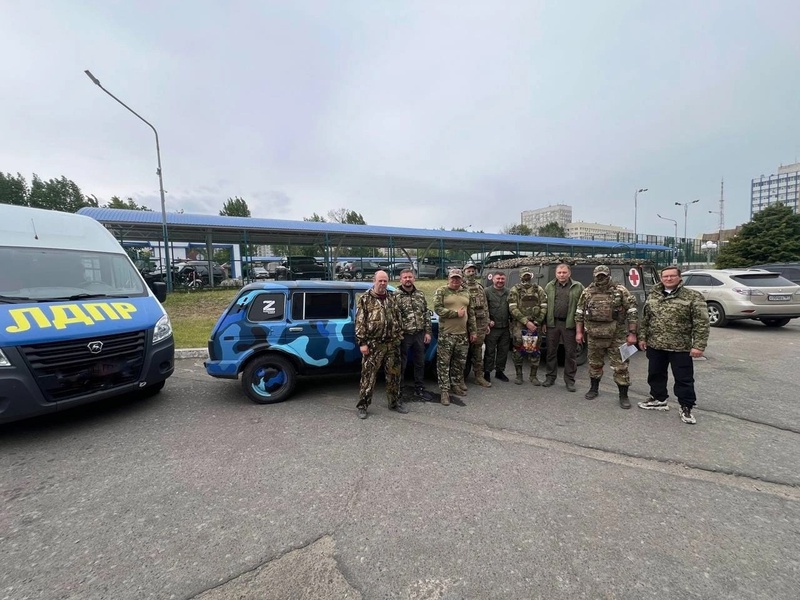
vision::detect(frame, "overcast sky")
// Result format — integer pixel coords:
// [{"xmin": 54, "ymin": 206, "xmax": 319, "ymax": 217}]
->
[{"xmin": 2, "ymin": 0, "xmax": 798, "ymax": 238}]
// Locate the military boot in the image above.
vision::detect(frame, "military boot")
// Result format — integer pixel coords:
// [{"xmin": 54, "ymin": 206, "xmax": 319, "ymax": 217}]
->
[
  {"xmin": 618, "ymin": 384, "xmax": 631, "ymax": 409},
  {"xmin": 514, "ymin": 365, "xmax": 524, "ymax": 385},
  {"xmin": 584, "ymin": 377, "xmax": 600, "ymax": 400},
  {"xmin": 475, "ymin": 373, "xmax": 492, "ymax": 387},
  {"xmin": 483, "ymin": 371, "xmax": 492, "ymax": 383},
  {"xmin": 529, "ymin": 365, "xmax": 542, "ymax": 386}
]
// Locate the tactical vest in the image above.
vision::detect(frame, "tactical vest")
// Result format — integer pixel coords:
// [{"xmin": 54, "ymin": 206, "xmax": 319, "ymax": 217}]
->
[
  {"xmin": 465, "ymin": 280, "xmax": 488, "ymax": 325},
  {"xmin": 584, "ymin": 286, "xmax": 624, "ymax": 338}
]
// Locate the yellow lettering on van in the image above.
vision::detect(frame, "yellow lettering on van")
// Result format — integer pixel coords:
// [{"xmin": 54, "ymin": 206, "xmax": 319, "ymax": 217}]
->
[
  {"xmin": 6, "ymin": 307, "xmax": 52, "ymax": 333},
  {"xmin": 51, "ymin": 304, "xmax": 95, "ymax": 330},
  {"xmin": 111, "ymin": 302, "xmax": 137, "ymax": 320},
  {"xmin": 83, "ymin": 302, "xmax": 122, "ymax": 321}
]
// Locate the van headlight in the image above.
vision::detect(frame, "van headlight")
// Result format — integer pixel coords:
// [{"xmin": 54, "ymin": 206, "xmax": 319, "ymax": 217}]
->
[
  {"xmin": 152, "ymin": 314, "xmax": 173, "ymax": 344},
  {"xmin": 0, "ymin": 349, "xmax": 10, "ymax": 367}
]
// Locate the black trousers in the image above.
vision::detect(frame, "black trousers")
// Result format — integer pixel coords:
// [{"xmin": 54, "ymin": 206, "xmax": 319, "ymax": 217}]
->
[
  {"xmin": 544, "ymin": 321, "xmax": 578, "ymax": 384},
  {"xmin": 484, "ymin": 326, "xmax": 510, "ymax": 373},
  {"xmin": 400, "ymin": 331, "xmax": 426, "ymax": 387},
  {"xmin": 646, "ymin": 347, "xmax": 696, "ymax": 408}
]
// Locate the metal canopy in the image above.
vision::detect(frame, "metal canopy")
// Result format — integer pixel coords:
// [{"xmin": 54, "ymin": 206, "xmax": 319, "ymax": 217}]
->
[{"xmin": 77, "ymin": 207, "xmax": 670, "ymax": 255}]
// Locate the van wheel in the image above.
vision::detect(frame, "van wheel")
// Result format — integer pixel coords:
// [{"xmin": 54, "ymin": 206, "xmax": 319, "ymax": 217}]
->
[
  {"xmin": 242, "ymin": 355, "xmax": 297, "ymax": 404},
  {"xmin": 435, "ymin": 269, "xmax": 442, "ymax": 279},
  {"xmin": 707, "ymin": 302, "xmax": 727, "ymax": 327},
  {"xmin": 761, "ymin": 317, "xmax": 791, "ymax": 327}
]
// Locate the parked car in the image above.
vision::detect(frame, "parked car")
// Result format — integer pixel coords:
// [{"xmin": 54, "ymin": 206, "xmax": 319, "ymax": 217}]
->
[
  {"xmin": 173, "ymin": 261, "xmax": 226, "ymax": 287},
  {"xmin": 264, "ymin": 261, "xmax": 282, "ymax": 279},
  {"xmin": 415, "ymin": 257, "xmax": 462, "ymax": 279},
  {"xmin": 748, "ymin": 262, "xmax": 800, "ymax": 285},
  {"xmin": 338, "ymin": 259, "xmax": 389, "ymax": 280},
  {"xmin": 389, "ymin": 262, "xmax": 415, "ymax": 278},
  {"xmin": 682, "ymin": 268, "xmax": 800, "ymax": 327},
  {"xmin": 205, "ymin": 281, "xmax": 439, "ymax": 403},
  {"xmin": 274, "ymin": 256, "xmax": 328, "ymax": 280},
  {"xmin": 246, "ymin": 265, "xmax": 269, "ymax": 280}
]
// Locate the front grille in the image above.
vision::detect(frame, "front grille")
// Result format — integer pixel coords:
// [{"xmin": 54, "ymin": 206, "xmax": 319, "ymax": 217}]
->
[{"xmin": 20, "ymin": 331, "xmax": 147, "ymax": 402}]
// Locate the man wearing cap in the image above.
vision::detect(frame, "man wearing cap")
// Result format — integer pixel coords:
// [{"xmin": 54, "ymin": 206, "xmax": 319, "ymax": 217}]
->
[
  {"xmin": 461, "ymin": 262, "xmax": 492, "ymax": 388},
  {"xmin": 508, "ymin": 266, "xmax": 548, "ymax": 385},
  {"xmin": 433, "ymin": 269, "xmax": 477, "ymax": 406},
  {"xmin": 543, "ymin": 263, "xmax": 584, "ymax": 392},
  {"xmin": 575, "ymin": 265, "xmax": 638, "ymax": 408}
]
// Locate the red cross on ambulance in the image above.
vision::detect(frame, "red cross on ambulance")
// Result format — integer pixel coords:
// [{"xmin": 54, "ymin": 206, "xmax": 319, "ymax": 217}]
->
[{"xmin": 628, "ymin": 268, "xmax": 640, "ymax": 287}]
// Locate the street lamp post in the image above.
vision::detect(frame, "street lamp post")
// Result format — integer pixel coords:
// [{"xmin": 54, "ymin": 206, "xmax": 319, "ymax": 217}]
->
[
  {"xmin": 674, "ymin": 199, "xmax": 700, "ymax": 267},
  {"xmin": 84, "ymin": 70, "xmax": 172, "ymax": 292},
  {"xmin": 656, "ymin": 213, "xmax": 678, "ymax": 264},
  {"xmin": 634, "ymin": 187, "xmax": 648, "ymax": 255},
  {"xmin": 708, "ymin": 210, "xmax": 723, "ymax": 247}
]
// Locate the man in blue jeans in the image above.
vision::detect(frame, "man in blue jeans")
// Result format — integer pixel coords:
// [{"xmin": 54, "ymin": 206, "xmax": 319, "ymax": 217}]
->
[{"xmin": 637, "ymin": 266, "xmax": 710, "ymax": 424}]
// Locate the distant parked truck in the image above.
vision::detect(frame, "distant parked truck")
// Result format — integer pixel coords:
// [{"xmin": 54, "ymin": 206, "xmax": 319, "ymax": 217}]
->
[
  {"xmin": 415, "ymin": 256, "xmax": 462, "ymax": 279},
  {"xmin": 274, "ymin": 256, "xmax": 328, "ymax": 280}
]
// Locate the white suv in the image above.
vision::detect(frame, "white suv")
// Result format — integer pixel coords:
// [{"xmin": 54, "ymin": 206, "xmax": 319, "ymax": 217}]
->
[{"xmin": 682, "ymin": 269, "xmax": 800, "ymax": 327}]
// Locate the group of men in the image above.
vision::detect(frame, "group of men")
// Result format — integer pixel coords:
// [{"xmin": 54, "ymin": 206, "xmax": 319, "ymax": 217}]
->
[{"xmin": 354, "ymin": 263, "xmax": 709, "ymax": 426}]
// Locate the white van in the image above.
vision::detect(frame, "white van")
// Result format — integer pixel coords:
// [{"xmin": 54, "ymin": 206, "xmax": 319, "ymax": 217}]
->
[{"xmin": 0, "ymin": 205, "xmax": 174, "ymax": 424}]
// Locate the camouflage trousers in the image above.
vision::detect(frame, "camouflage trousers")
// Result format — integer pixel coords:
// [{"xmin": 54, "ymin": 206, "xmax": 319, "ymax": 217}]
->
[
  {"xmin": 587, "ymin": 330, "xmax": 630, "ymax": 385},
  {"xmin": 465, "ymin": 332, "xmax": 487, "ymax": 377},
  {"xmin": 437, "ymin": 332, "xmax": 469, "ymax": 392},
  {"xmin": 510, "ymin": 328, "xmax": 541, "ymax": 370},
  {"xmin": 358, "ymin": 341, "xmax": 401, "ymax": 408}
]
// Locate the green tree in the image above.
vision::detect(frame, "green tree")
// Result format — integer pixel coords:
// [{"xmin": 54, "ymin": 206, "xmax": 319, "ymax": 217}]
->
[
  {"xmin": 327, "ymin": 208, "xmax": 366, "ymax": 225},
  {"xmin": 716, "ymin": 203, "xmax": 800, "ymax": 268},
  {"xmin": 105, "ymin": 196, "xmax": 152, "ymax": 210},
  {"xmin": 537, "ymin": 222, "xmax": 567, "ymax": 237},
  {"xmin": 305, "ymin": 212, "xmax": 327, "ymax": 222},
  {"xmin": 501, "ymin": 223, "xmax": 533, "ymax": 236},
  {"xmin": 27, "ymin": 174, "xmax": 96, "ymax": 212},
  {"xmin": 0, "ymin": 172, "xmax": 29, "ymax": 206},
  {"xmin": 219, "ymin": 196, "xmax": 251, "ymax": 217}
]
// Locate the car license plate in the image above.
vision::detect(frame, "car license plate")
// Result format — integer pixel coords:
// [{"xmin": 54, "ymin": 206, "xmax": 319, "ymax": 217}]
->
[{"xmin": 768, "ymin": 294, "xmax": 791, "ymax": 301}]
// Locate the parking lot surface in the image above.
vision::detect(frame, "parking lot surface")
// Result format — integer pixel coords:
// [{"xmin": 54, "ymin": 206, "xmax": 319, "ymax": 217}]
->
[{"xmin": 2, "ymin": 320, "xmax": 799, "ymax": 599}]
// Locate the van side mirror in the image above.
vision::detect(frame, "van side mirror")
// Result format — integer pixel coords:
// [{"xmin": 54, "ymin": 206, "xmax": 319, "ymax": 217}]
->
[{"xmin": 150, "ymin": 281, "xmax": 167, "ymax": 302}]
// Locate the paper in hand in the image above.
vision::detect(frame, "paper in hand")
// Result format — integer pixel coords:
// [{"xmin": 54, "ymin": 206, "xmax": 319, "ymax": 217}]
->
[{"xmin": 619, "ymin": 342, "xmax": 638, "ymax": 362}]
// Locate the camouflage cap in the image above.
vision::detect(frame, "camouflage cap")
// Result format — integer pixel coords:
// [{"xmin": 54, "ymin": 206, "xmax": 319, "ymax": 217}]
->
[
  {"xmin": 593, "ymin": 265, "xmax": 610, "ymax": 276},
  {"xmin": 448, "ymin": 268, "xmax": 464, "ymax": 279},
  {"xmin": 463, "ymin": 262, "xmax": 478, "ymax": 270},
  {"xmin": 520, "ymin": 266, "xmax": 532, "ymax": 276}
]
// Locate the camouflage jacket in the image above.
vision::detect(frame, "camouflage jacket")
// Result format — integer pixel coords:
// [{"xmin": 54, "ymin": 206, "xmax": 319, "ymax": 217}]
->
[
  {"xmin": 434, "ymin": 286, "xmax": 476, "ymax": 336},
  {"xmin": 355, "ymin": 290, "xmax": 402, "ymax": 346},
  {"xmin": 575, "ymin": 280, "xmax": 638, "ymax": 336},
  {"xmin": 639, "ymin": 282, "xmax": 709, "ymax": 352},
  {"xmin": 462, "ymin": 277, "xmax": 489, "ymax": 328},
  {"xmin": 395, "ymin": 285, "xmax": 432, "ymax": 335},
  {"xmin": 508, "ymin": 283, "xmax": 548, "ymax": 326}
]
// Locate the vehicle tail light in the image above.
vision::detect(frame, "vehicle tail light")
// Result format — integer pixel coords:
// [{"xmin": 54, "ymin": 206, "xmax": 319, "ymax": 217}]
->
[{"xmin": 732, "ymin": 287, "xmax": 765, "ymax": 297}]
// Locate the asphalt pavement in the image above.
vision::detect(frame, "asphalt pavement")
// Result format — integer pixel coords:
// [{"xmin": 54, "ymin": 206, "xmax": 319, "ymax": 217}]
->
[{"xmin": 1, "ymin": 319, "xmax": 799, "ymax": 599}]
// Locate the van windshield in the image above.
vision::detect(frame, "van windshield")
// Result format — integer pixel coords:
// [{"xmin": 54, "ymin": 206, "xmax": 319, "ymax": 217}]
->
[{"xmin": 0, "ymin": 247, "xmax": 146, "ymax": 301}]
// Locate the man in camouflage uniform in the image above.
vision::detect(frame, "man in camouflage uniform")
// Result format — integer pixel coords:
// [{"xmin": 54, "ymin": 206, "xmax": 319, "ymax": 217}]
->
[
  {"xmin": 462, "ymin": 262, "xmax": 491, "ymax": 387},
  {"xmin": 575, "ymin": 265, "xmax": 638, "ymax": 408},
  {"xmin": 508, "ymin": 266, "xmax": 548, "ymax": 386},
  {"xmin": 434, "ymin": 269, "xmax": 477, "ymax": 406},
  {"xmin": 637, "ymin": 265, "xmax": 709, "ymax": 424},
  {"xmin": 355, "ymin": 270, "xmax": 407, "ymax": 419},
  {"xmin": 396, "ymin": 268, "xmax": 432, "ymax": 397}
]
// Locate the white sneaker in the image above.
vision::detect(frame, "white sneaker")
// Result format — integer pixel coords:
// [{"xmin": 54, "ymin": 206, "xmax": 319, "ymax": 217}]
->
[
  {"xmin": 637, "ymin": 397, "xmax": 670, "ymax": 411},
  {"xmin": 680, "ymin": 405, "xmax": 696, "ymax": 424}
]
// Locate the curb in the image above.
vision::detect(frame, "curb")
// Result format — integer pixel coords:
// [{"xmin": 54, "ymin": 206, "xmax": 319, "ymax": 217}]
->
[{"xmin": 175, "ymin": 348, "xmax": 209, "ymax": 359}]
